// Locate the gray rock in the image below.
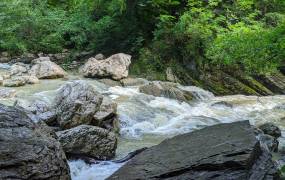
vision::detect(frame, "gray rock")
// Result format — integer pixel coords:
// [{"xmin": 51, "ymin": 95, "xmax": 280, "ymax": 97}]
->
[
  {"xmin": 56, "ymin": 125, "xmax": 117, "ymax": 160},
  {"xmin": 108, "ymin": 121, "xmax": 279, "ymax": 180},
  {"xmin": 259, "ymin": 123, "xmax": 281, "ymax": 138},
  {"xmin": 139, "ymin": 81, "xmax": 193, "ymax": 101},
  {"xmin": 10, "ymin": 62, "xmax": 29, "ymax": 76},
  {"xmin": 82, "ymin": 53, "xmax": 131, "ymax": 80},
  {"xmin": 29, "ymin": 57, "xmax": 66, "ymax": 79},
  {"xmin": 0, "ymin": 104, "xmax": 71, "ymax": 180},
  {"xmin": 258, "ymin": 134, "xmax": 279, "ymax": 152},
  {"xmin": 54, "ymin": 81, "xmax": 118, "ymax": 130}
]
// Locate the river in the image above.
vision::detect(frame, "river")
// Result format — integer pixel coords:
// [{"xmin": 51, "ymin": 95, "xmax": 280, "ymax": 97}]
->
[{"xmin": 0, "ymin": 66, "xmax": 285, "ymax": 180}]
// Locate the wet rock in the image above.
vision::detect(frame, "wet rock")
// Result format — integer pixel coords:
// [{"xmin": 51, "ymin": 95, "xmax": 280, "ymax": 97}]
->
[
  {"xmin": 10, "ymin": 62, "xmax": 29, "ymax": 76},
  {"xmin": 3, "ymin": 76, "xmax": 26, "ymax": 87},
  {"xmin": 56, "ymin": 125, "xmax": 117, "ymax": 160},
  {"xmin": 54, "ymin": 81, "xmax": 118, "ymax": 130},
  {"xmin": 82, "ymin": 53, "xmax": 131, "ymax": 80},
  {"xmin": 258, "ymin": 134, "xmax": 279, "ymax": 152},
  {"xmin": 120, "ymin": 77, "xmax": 149, "ymax": 87},
  {"xmin": 98, "ymin": 78, "xmax": 122, "ymax": 87},
  {"xmin": 0, "ymin": 88, "xmax": 16, "ymax": 98},
  {"xmin": 29, "ymin": 57, "xmax": 66, "ymax": 79},
  {"xmin": 0, "ymin": 104, "xmax": 71, "ymax": 180},
  {"xmin": 259, "ymin": 123, "xmax": 281, "ymax": 138},
  {"xmin": 139, "ymin": 81, "xmax": 193, "ymax": 101},
  {"xmin": 108, "ymin": 121, "xmax": 279, "ymax": 180},
  {"xmin": 211, "ymin": 101, "xmax": 233, "ymax": 108}
]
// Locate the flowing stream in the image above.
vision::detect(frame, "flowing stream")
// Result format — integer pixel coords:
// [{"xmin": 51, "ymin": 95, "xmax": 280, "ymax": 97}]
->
[{"xmin": 1, "ymin": 65, "xmax": 285, "ymax": 180}]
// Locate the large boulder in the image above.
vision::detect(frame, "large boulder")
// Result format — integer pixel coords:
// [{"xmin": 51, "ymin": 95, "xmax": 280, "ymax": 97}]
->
[
  {"xmin": 54, "ymin": 81, "xmax": 118, "ymax": 130},
  {"xmin": 0, "ymin": 104, "xmax": 71, "ymax": 180},
  {"xmin": 108, "ymin": 121, "xmax": 279, "ymax": 180},
  {"xmin": 29, "ymin": 57, "xmax": 66, "ymax": 79},
  {"xmin": 82, "ymin": 53, "xmax": 131, "ymax": 80},
  {"xmin": 139, "ymin": 81, "xmax": 194, "ymax": 101},
  {"xmin": 56, "ymin": 125, "xmax": 117, "ymax": 160}
]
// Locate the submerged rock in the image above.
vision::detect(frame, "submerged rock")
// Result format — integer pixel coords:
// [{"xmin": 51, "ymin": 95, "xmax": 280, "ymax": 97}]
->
[
  {"xmin": 29, "ymin": 57, "xmax": 66, "ymax": 79},
  {"xmin": 82, "ymin": 53, "xmax": 131, "ymax": 80},
  {"xmin": 139, "ymin": 81, "xmax": 193, "ymax": 101},
  {"xmin": 120, "ymin": 77, "xmax": 149, "ymax": 87},
  {"xmin": 108, "ymin": 121, "xmax": 279, "ymax": 180},
  {"xmin": 0, "ymin": 88, "xmax": 16, "ymax": 98},
  {"xmin": 0, "ymin": 104, "xmax": 70, "ymax": 180},
  {"xmin": 56, "ymin": 125, "xmax": 117, "ymax": 160}
]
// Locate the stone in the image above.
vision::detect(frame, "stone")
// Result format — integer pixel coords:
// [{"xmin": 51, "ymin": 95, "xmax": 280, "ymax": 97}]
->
[
  {"xmin": 108, "ymin": 121, "xmax": 279, "ymax": 180},
  {"xmin": 139, "ymin": 81, "xmax": 193, "ymax": 101},
  {"xmin": 10, "ymin": 62, "xmax": 29, "ymax": 76},
  {"xmin": 56, "ymin": 125, "xmax": 117, "ymax": 160},
  {"xmin": 54, "ymin": 81, "xmax": 117, "ymax": 130},
  {"xmin": 0, "ymin": 104, "xmax": 71, "ymax": 180},
  {"xmin": 0, "ymin": 88, "xmax": 16, "ymax": 98},
  {"xmin": 259, "ymin": 123, "xmax": 282, "ymax": 138},
  {"xmin": 94, "ymin": 97, "xmax": 118, "ymax": 131},
  {"xmin": 29, "ymin": 57, "xmax": 66, "ymax": 79},
  {"xmin": 258, "ymin": 134, "xmax": 279, "ymax": 152},
  {"xmin": 3, "ymin": 76, "xmax": 26, "ymax": 87},
  {"xmin": 120, "ymin": 77, "xmax": 149, "ymax": 87},
  {"xmin": 25, "ymin": 75, "xmax": 40, "ymax": 84},
  {"xmin": 82, "ymin": 53, "xmax": 131, "ymax": 80},
  {"xmin": 95, "ymin": 53, "xmax": 105, "ymax": 60}
]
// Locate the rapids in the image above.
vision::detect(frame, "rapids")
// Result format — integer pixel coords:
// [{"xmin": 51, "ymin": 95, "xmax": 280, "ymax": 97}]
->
[{"xmin": 0, "ymin": 65, "xmax": 285, "ymax": 180}]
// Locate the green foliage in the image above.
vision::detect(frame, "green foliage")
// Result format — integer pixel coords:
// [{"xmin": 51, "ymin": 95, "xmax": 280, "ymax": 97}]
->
[
  {"xmin": 207, "ymin": 23, "xmax": 285, "ymax": 74},
  {"xmin": 0, "ymin": 0, "xmax": 284, "ymax": 75}
]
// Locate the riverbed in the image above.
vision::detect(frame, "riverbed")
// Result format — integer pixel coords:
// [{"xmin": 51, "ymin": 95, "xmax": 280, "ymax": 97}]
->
[{"xmin": 0, "ymin": 70, "xmax": 285, "ymax": 180}]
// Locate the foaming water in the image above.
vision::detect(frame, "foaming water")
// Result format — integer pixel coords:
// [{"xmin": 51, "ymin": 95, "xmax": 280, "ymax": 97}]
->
[
  {"xmin": 0, "ymin": 70, "xmax": 284, "ymax": 179},
  {"xmin": 69, "ymin": 160, "xmax": 124, "ymax": 180}
]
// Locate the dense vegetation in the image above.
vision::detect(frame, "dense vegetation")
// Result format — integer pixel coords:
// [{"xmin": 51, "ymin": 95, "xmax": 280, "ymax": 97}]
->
[{"xmin": 0, "ymin": 0, "xmax": 284, "ymax": 76}]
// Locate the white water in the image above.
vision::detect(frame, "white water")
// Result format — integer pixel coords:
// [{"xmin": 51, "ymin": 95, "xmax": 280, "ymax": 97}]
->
[{"xmin": 1, "ymin": 65, "xmax": 285, "ymax": 179}]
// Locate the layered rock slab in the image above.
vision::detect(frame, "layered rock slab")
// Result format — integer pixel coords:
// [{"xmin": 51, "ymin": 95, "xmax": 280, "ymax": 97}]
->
[
  {"xmin": 108, "ymin": 121, "xmax": 278, "ymax": 180},
  {"xmin": 0, "ymin": 104, "xmax": 70, "ymax": 180}
]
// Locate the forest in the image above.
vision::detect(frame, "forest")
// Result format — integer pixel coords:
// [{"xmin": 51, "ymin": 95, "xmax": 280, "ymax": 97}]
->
[{"xmin": 1, "ymin": 0, "xmax": 284, "ymax": 78}]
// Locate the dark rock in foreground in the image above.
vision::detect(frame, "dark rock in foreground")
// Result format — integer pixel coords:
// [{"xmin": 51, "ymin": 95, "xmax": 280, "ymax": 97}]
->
[
  {"xmin": 108, "ymin": 121, "xmax": 279, "ymax": 180},
  {"xmin": 0, "ymin": 104, "xmax": 70, "ymax": 180},
  {"xmin": 56, "ymin": 125, "xmax": 117, "ymax": 160}
]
